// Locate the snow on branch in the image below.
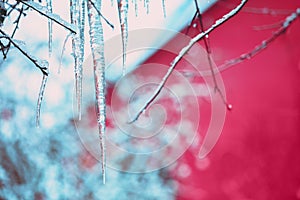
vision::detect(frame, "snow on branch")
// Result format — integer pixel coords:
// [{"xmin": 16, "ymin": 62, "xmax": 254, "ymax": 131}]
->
[
  {"xmin": 18, "ymin": 0, "xmax": 77, "ymax": 34},
  {"xmin": 193, "ymin": 0, "xmax": 230, "ymax": 108},
  {"xmin": 0, "ymin": 29, "xmax": 49, "ymax": 76},
  {"xmin": 129, "ymin": 0, "xmax": 248, "ymax": 123},
  {"xmin": 218, "ymin": 8, "xmax": 300, "ymax": 72}
]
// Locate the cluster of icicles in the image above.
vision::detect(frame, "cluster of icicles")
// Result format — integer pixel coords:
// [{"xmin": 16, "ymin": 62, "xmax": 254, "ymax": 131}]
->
[{"xmin": 32, "ymin": 0, "xmax": 166, "ymax": 184}]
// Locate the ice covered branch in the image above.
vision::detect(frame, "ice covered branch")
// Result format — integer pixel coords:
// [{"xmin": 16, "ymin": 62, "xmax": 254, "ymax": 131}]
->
[
  {"xmin": 219, "ymin": 8, "xmax": 300, "ymax": 72},
  {"xmin": 18, "ymin": 0, "xmax": 77, "ymax": 34},
  {"xmin": 0, "ymin": 29, "xmax": 49, "ymax": 76},
  {"xmin": 180, "ymin": 8, "xmax": 300, "ymax": 77},
  {"xmin": 129, "ymin": 0, "xmax": 247, "ymax": 123},
  {"xmin": 194, "ymin": 0, "xmax": 230, "ymax": 108}
]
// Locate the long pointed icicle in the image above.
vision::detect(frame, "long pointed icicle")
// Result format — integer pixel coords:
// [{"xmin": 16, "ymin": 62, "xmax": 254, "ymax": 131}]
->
[
  {"xmin": 117, "ymin": 0, "xmax": 128, "ymax": 76},
  {"xmin": 70, "ymin": 0, "xmax": 83, "ymax": 120},
  {"xmin": 46, "ymin": 0, "xmax": 53, "ymax": 57},
  {"xmin": 78, "ymin": 0, "xmax": 86, "ymax": 118},
  {"xmin": 79, "ymin": 1, "xmax": 86, "ymax": 61},
  {"xmin": 162, "ymin": 0, "xmax": 166, "ymax": 17},
  {"xmin": 36, "ymin": 75, "xmax": 48, "ymax": 128},
  {"xmin": 144, "ymin": 0, "xmax": 150, "ymax": 13},
  {"xmin": 133, "ymin": 0, "xmax": 138, "ymax": 16},
  {"xmin": 58, "ymin": 33, "xmax": 72, "ymax": 74},
  {"xmin": 87, "ymin": 0, "xmax": 106, "ymax": 184}
]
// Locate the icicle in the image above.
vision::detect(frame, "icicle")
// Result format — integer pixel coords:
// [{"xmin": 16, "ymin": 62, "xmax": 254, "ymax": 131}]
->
[
  {"xmin": 162, "ymin": 0, "xmax": 166, "ymax": 17},
  {"xmin": 58, "ymin": 33, "xmax": 72, "ymax": 74},
  {"xmin": 117, "ymin": 0, "xmax": 129, "ymax": 76},
  {"xmin": 79, "ymin": 0, "xmax": 86, "ymax": 65},
  {"xmin": 46, "ymin": 0, "xmax": 53, "ymax": 57},
  {"xmin": 77, "ymin": 0, "xmax": 86, "ymax": 119},
  {"xmin": 89, "ymin": 0, "xmax": 114, "ymax": 30},
  {"xmin": 70, "ymin": 0, "xmax": 83, "ymax": 120},
  {"xmin": 133, "ymin": 0, "xmax": 138, "ymax": 16},
  {"xmin": 144, "ymin": 0, "xmax": 150, "ymax": 13},
  {"xmin": 36, "ymin": 75, "xmax": 48, "ymax": 128},
  {"xmin": 87, "ymin": 0, "xmax": 106, "ymax": 184}
]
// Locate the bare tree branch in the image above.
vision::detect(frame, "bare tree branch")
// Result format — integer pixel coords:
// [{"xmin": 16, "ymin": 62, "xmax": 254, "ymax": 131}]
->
[
  {"xmin": 129, "ymin": 0, "xmax": 248, "ymax": 123},
  {"xmin": 2, "ymin": 5, "xmax": 24, "ymax": 59},
  {"xmin": 179, "ymin": 8, "xmax": 300, "ymax": 78}
]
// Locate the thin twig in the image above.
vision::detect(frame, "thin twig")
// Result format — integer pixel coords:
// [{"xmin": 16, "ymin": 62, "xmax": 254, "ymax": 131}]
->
[
  {"xmin": 6, "ymin": 2, "xmax": 20, "ymax": 16},
  {"xmin": 219, "ymin": 0, "xmax": 293, "ymax": 16},
  {"xmin": 194, "ymin": 0, "xmax": 230, "ymax": 108},
  {"xmin": 18, "ymin": 0, "xmax": 77, "ymax": 34},
  {"xmin": 0, "ymin": 29, "xmax": 49, "ymax": 76},
  {"xmin": 128, "ymin": 0, "xmax": 247, "ymax": 123},
  {"xmin": 179, "ymin": 8, "xmax": 300, "ymax": 77},
  {"xmin": 3, "ymin": 5, "xmax": 24, "ymax": 58},
  {"xmin": 219, "ymin": 8, "xmax": 300, "ymax": 72},
  {"xmin": 253, "ymin": 21, "xmax": 283, "ymax": 31},
  {"xmin": 185, "ymin": 11, "xmax": 198, "ymax": 35}
]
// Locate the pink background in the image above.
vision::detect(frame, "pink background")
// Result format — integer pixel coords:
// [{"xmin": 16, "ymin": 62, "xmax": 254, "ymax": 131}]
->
[{"xmin": 144, "ymin": 0, "xmax": 300, "ymax": 199}]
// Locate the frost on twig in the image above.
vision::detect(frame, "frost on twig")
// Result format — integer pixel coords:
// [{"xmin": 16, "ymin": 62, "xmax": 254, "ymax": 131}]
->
[
  {"xmin": 19, "ymin": 0, "xmax": 77, "ymax": 34},
  {"xmin": 1, "ymin": 3, "xmax": 25, "ymax": 59},
  {"xmin": 180, "ymin": 8, "xmax": 300, "ymax": 78},
  {"xmin": 0, "ymin": 29, "xmax": 49, "ymax": 127},
  {"xmin": 129, "ymin": 0, "xmax": 248, "ymax": 123},
  {"xmin": 219, "ymin": 8, "xmax": 300, "ymax": 72},
  {"xmin": 193, "ymin": 0, "xmax": 231, "ymax": 109},
  {"xmin": 0, "ymin": 29, "xmax": 49, "ymax": 76}
]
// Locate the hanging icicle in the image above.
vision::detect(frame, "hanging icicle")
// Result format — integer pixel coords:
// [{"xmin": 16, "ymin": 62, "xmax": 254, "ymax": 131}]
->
[
  {"xmin": 70, "ymin": 0, "xmax": 83, "ymax": 120},
  {"xmin": 46, "ymin": 0, "xmax": 53, "ymax": 57},
  {"xmin": 144, "ymin": 0, "xmax": 150, "ymax": 13},
  {"xmin": 88, "ymin": 0, "xmax": 114, "ymax": 29},
  {"xmin": 36, "ymin": 75, "xmax": 48, "ymax": 128},
  {"xmin": 79, "ymin": 0, "xmax": 86, "ymax": 67},
  {"xmin": 117, "ymin": 0, "xmax": 129, "ymax": 76},
  {"xmin": 133, "ymin": 0, "xmax": 138, "ymax": 16},
  {"xmin": 58, "ymin": 33, "xmax": 72, "ymax": 74},
  {"xmin": 162, "ymin": 0, "xmax": 166, "ymax": 17},
  {"xmin": 87, "ymin": 0, "xmax": 107, "ymax": 184}
]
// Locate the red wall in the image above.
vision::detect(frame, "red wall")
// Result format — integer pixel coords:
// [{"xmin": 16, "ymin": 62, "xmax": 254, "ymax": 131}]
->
[{"xmin": 144, "ymin": 0, "xmax": 300, "ymax": 199}]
